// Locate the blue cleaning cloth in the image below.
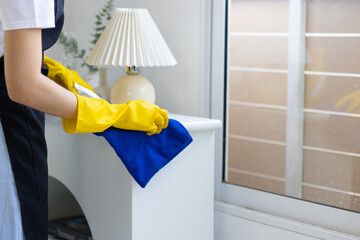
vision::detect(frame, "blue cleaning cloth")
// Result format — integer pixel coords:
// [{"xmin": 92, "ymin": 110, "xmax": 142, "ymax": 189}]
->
[{"xmin": 94, "ymin": 119, "xmax": 193, "ymax": 188}]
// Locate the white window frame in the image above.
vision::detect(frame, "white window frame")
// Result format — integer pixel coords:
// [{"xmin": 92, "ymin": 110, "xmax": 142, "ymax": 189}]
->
[{"xmin": 211, "ymin": 0, "xmax": 360, "ymax": 239}]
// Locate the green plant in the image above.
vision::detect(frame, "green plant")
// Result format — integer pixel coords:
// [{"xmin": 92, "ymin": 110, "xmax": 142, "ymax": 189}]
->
[
  {"xmin": 57, "ymin": 32, "xmax": 87, "ymax": 71},
  {"xmin": 90, "ymin": 0, "xmax": 114, "ymax": 49},
  {"xmin": 57, "ymin": 0, "xmax": 114, "ymax": 74}
]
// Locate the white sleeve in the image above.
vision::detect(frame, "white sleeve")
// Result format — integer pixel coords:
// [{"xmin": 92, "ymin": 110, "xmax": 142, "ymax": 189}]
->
[{"xmin": 0, "ymin": 0, "xmax": 55, "ymax": 31}]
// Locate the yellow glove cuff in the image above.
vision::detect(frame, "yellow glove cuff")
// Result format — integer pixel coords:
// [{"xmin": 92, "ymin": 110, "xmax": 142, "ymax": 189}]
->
[
  {"xmin": 62, "ymin": 94, "xmax": 115, "ymax": 134},
  {"xmin": 43, "ymin": 56, "xmax": 95, "ymax": 93}
]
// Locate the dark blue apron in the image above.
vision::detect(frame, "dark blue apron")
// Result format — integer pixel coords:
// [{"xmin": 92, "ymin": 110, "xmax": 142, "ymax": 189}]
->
[{"xmin": 0, "ymin": 1, "xmax": 64, "ymax": 239}]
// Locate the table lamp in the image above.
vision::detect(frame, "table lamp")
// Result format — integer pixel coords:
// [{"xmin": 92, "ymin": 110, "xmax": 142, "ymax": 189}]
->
[{"xmin": 86, "ymin": 8, "xmax": 177, "ymax": 104}]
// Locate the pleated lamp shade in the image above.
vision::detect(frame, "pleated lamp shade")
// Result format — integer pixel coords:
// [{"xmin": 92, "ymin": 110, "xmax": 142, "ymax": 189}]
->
[{"xmin": 86, "ymin": 8, "xmax": 177, "ymax": 67}]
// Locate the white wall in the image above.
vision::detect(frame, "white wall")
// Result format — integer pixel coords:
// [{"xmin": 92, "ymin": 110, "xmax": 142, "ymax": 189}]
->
[{"xmin": 47, "ymin": 0, "xmax": 211, "ymax": 117}]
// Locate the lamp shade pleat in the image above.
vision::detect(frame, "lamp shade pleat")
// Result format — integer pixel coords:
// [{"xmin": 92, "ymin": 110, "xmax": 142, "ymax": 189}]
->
[{"xmin": 86, "ymin": 8, "xmax": 177, "ymax": 67}]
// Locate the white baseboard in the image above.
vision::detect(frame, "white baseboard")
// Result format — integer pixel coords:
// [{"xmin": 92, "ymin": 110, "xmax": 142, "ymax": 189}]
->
[{"xmin": 215, "ymin": 201, "xmax": 360, "ymax": 240}]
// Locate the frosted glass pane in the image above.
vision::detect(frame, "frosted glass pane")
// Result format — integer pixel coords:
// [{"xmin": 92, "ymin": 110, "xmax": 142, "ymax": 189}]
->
[
  {"xmin": 227, "ymin": 0, "xmax": 288, "ymax": 199},
  {"xmin": 303, "ymin": 186, "xmax": 360, "ymax": 212},
  {"xmin": 228, "ymin": 138, "xmax": 285, "ymax": 178},
  {"xmin": 306, "ymin": 37, "xmax": 360, "ymax": 74},
  {"xmin": 230, "ymin": 36, "xmax": 288, "ymax": 69},
  {"xmin": 229, "ymin": 71, "xmax": 287, "ymax": 106},
  {"xmin": 307, "ymin": 0, "xmax": 360, "ymax": 33},
  {"xmin": 304, "ymin": 112, "xmax": 360, "ymax": 154},
  {"xmin": 228, "ymin": 104, "xmax": 287, "ymax": 142},
  {"xmin": 305, "ymin": 75, "xmax": 360, "ymax": 113},
  {"xmin": 226, "ymin": 0, "xmax": 360, "ymax": 213},
  {"xmin": 231, "ymin": 0, "xmax": 289, "ymax": 32},
  {"xmin": 303, "ymin": 149, "xmax": 360, "ymax": 193}
]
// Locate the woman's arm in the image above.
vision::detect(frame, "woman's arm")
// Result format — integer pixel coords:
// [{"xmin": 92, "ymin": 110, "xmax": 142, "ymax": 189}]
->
[{"xmin": 4, "ymin": 28, "xmax": 77, "ymax": 119}]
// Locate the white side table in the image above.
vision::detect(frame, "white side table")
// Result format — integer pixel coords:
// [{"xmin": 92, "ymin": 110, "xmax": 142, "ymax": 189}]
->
[{"xmin": 46, "ymin": 114, "xmax": 221, "ymax": 240}]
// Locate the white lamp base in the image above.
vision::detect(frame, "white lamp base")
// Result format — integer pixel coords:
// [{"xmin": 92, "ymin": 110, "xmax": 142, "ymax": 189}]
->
[{"xmin": 110, "ymin": 74, "xmax": 155, "ymax": 104}]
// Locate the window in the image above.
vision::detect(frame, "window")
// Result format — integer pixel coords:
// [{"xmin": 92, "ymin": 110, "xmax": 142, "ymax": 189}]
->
[
  {"xmin": 226, "ymin": 0, "xmax": 289, "ymax": 197},
  {"xmin": 212, "ymin": 0, "xmax": 360, "ymax": 237},
  {"xmin": 226, "ymin": 0, "xmax": 360, "ymax": 213}
]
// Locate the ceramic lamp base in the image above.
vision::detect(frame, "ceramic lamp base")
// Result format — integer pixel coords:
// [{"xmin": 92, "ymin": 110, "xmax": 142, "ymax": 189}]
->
[{"xmin": 110, "ymin": 74, "xmax": 155, "ymax": 104}]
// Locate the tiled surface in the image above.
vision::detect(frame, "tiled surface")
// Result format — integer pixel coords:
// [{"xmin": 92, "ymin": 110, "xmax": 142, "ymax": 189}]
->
[
  {"xmin": 228, "ymin": 170, "xmax": 285, "ymax": 195},
  {"xmin": 227, "ymin": 0, "xmax": 288, "ymax": 200},
  {"xmin": 228, "ymin": 138, "xmax": 285, "ymax": 178},
  {"xmin": 303, "ymin": 185, "xmax": 360, "ymax": 212},
  {"xmin": 227, "ymin": 0, "xmax": 360, "ymax": 213},
  {"xmin": 303, "ymin": 149, "xmax": 360, "ymax": 192},
  {"xmin": 307, "ymin": 0, "xmax": 360, "ymax": 33},
  {"xmin": 305, "ymin": 75, "xmax": 360, "ymax": 113},
  {"xmin": 228, "ymin": 104, "xmax": 287, "ymax": 142},
  {"xmin": 229, "ymin": 71, "xmax": 287, "ymax": 106},
  {"xmin": 230, "ymin": 0, "xmax": 288, "ymax": 32},
  {"xmin": 304, "ymin": 112, "xmax": 360, "ymax": 154},
  {"xmin": 306, "ymin": 37, "xmax": 360, "ymax": 74},
  {"xmin": 229, "ymin": 36, "xmax": 288, "ymax": 69}
]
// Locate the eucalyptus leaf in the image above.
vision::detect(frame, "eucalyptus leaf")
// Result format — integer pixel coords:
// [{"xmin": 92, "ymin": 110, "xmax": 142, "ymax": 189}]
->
[{"xmin": 56, "ymin": 0, "xmax": 113, "ymax": 75}]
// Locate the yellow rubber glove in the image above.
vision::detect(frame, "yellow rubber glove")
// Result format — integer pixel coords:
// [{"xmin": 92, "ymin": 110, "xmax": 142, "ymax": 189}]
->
[
  {"xmin": 334, "ymin": 90, "xmax": 360, "ymax": 114},
  {"xmin": 43, "ymin": 57, "xmax": 168, "ymax": 135},
  {"xmin": 64, "ymin": 94, "xmax": 168, "ymax": 135},
  {"xmin": 43, "ymin": 56, "xmax": 95, "ymax": 94}
]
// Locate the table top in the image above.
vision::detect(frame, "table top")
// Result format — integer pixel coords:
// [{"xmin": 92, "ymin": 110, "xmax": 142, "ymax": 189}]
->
[{"xmin": 170, "ymin": 114, "xmax": 221, "ymax": 131}]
